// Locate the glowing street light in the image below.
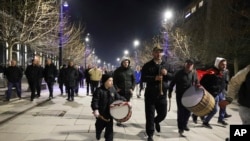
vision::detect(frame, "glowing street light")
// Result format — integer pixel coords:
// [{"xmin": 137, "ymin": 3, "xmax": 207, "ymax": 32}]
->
[{"xmin": 163, "ymin": 10, "xmax": 173, "ymax": 22}]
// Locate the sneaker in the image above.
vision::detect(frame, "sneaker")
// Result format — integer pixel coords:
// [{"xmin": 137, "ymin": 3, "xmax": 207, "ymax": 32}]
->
[
  {"xmin": 203, "ymin": 122, "xmax": 212, "ymax": 129},
  {"xmin": 184, "ymin": 126, "xmax": 190, "ymax": 131},
  {"xmin": 224, "ymin": 114, "xmax": 232, "ymax": 118},
  {"xmin": 218, "ymin": 120, "xmax": 228, "ymax": 125},
  {"xmin": 147, "ymin": 136, "xmax": 154, "ymax": 141},
  {"xmin": 155, "ymin": 122, "xmax": 160, "ymax": 132}
]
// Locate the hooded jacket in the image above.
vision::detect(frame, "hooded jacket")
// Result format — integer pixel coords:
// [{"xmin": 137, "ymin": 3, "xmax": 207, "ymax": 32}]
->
[
  {"xmin": 200, "ymin": 57, "xmax": 227, "ymax": 97},
  {"xmin": 113, "ymin": 58, "xmax": 135, "ymax": 92}
]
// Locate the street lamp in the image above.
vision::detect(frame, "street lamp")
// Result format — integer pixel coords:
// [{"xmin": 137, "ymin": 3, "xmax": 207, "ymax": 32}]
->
[
  {"xmin": 133, "ymin": 39, "xmax": 140, "ymax": 66},
  {"xmin": 124, "ymin": 50, "xmax": 129, "ymax": 57},
  {"xmin": 59, "ymin": 0, "xmax": 69, "ymax": 67},
  {"xmin": 84, "ymin": 33, "xmax": 90, "ymax": 68},
  {"xmin": 162, "ymin": 10, "xmax": 173, "ymax": 56}
]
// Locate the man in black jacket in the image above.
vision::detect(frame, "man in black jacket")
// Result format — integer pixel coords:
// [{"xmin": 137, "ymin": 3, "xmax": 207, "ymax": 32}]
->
[
  {"xmin": 43, "ymin": 59, "xmax": 58, "ymax": 100},
  {"xmin": 200, "ymin": 57, "xmax": 228, "ymax": 128},
  {"xmin": 141, "ymin": 46, "xmax": 174, "ymax": 141},
  {"xmin": 168, "ymin": 59, "xmax": 199, "ymax": 137},
  {"xmin": 4, "ymin": 60, "xmax": 23, "ymax": 101},
  {"xmin": 113, "ymin": 57, "xmax": 135, "ymax": 102},
  {"xmin": 25, "ymin": 58, "xmax": 43, "ymax": 101}
]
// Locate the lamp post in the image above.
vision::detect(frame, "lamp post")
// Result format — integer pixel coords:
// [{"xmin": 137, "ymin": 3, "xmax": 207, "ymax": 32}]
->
[
  {"xmin": 59, "ymin": 0, "xmax": 68, "ymax": 67},
  {"xmin": 133, "ymin": 39, "xmax": 140, "ymax": 66},
  {"xmin": 84, "ymin": 34, "xmax": 90, "ymax": 68},
  {"xmin": 162, "ymin": 10, "xmax": 173, "ymax": 56}
]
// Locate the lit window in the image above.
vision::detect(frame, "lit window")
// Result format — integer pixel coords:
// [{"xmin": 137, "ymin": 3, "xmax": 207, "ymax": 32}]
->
[
  {"xmin": 191, "ymin": 6, "xmax": 196, "ymax": 13},
  {"xmin": 199, "ymin": 0, "xmax": 204, "ymax": 8}
]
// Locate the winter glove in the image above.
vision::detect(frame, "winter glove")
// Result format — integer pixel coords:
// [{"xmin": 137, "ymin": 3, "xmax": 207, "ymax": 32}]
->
[{"xmin": 93, "ymin": 110, "xmax": 99, "ymax": 118}]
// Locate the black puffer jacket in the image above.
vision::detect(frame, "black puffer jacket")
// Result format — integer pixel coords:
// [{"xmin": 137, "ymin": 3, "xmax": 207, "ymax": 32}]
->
[
  {"xmin": 113, "ymin": 59, "xmax": 135, "ymax": 92},
  {"xmin": 91, "ymin": 86, "xmax": 126, "ymax": 119}
]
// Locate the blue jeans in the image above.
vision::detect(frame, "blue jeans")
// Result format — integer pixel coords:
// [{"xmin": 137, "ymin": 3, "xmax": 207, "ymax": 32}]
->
[
  {"xmin": 203, "ymin": 93, "xmax": 221, "ymax": 123},
  {"xmin": 218, "ymin": 93, "xmax": 226, "ymax": 121},
  {"xmin": 6, "ymin": 81, "xmax": 21, "ymax": 100}
]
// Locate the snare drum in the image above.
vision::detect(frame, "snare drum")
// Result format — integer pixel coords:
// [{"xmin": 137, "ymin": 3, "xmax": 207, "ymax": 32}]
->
[
  {"xmin": 110, "ymin": 100, "xmax": 132, "ymax": 122},
  {"xmin": 181, "ymin": 86, "xmax": 215, "ymax": 116}
]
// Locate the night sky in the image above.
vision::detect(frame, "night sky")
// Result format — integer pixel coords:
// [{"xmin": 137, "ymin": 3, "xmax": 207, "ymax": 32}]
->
[{"xmin": 68, "ymin": 0, "xmax": 191, "ymax": 66}]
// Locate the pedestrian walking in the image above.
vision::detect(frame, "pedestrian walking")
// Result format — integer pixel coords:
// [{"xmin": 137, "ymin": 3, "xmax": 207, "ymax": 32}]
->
[
  {"xmin": 4, "ymin": 60, "xmax": 23, "ymax": 101},
  {"xmin": 65, "ymin": 61, "xmax": 78, "ymax": 101},
  {"xmin": 43, "ymin": 59, "xmax": 57, "ymax": 100},
  {"xmin": 168, "ymin": 59, "xmax": 199, "ymax": 137},
  {"xmin": 91, "ymin": 73, "xmax": 128, "ymax": 141},
  {"xmin": 141, "ymin": 46, "xmax": 174, "ymax": 141},
  {"xmin": 200, "ymin": 57, "xmax": 229, "ymax": 129},
  {"xmin": 85, "ymin": 64, "xmax": 92, "ymax": 95}
]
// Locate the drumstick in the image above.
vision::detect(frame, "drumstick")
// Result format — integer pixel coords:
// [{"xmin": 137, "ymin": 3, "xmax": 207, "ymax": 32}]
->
[{"xmin": 98, "ymin": 115, "xmax": 110, "ymax": 122}]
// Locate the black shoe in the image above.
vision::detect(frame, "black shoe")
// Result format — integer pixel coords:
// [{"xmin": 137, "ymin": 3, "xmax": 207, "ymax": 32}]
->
[
  {"xmin": 137, "ymin": 95, "xmax": 140, "ymax": 98},
  {"xmin": 203, "ymin": 122, "xmax": 212, "ymax": 129},
  {"xmin": 96, "ymin": 133, "xmax": 101, "ymax": 140},
  {"xmin": 116, "ymin": 122, "xmax": 122, "ymax": 127},
  {"xmin": 218, "ymin": 120, "xmax": 228, "ymax": 125},
  {"xmin": 155, "ymin": 122, "xmax": 161, "ymax": 132},
  {"xmin": 147, "ymin": 136, "xmax": 154, "ymax": 141},
  {"xmin": 184, "ymin": 126, "xmax": 190, "ymax": 131},
  {"xmin": 66, "ymin": 98, "xmax": 70, "ymax": 101},
  {"xmin": 192, "ymin": 114, "xmax": 198, "ymax": 124},
  {"xmin": 225, "ymin": 137, "xmax": 229, "ymax": 141},
  {"xmin": 30, "ymin": 99, "xmax": 33, "ymax": 101},
  {"xmin": 179, "ymin": 130, "xmax": 186, "ymax": 137},
  {"xmin": 224, "ymin": 114, "xmax": 232, "ymax": 118}
]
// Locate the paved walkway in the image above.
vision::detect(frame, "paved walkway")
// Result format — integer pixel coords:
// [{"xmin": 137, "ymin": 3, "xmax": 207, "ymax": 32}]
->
[{"xmin": 0, "ymin": 79, "xmax": 242, "ymax": 141}]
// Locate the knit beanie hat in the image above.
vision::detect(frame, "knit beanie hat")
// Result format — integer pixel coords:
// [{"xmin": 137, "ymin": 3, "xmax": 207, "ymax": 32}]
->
[{"xmin": 101, "ymin": 74, "xmax": 112, "ymax": 84}]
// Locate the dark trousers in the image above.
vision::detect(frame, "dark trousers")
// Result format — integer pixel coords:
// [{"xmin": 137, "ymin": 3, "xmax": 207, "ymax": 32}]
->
[
  {"xmin": 46, "ymin": 81, "xmax": 54, "ymax": 97},
  {"xmin": 59, "ymin": 82, "xmax": 66, "ymax": 94},
  {"xmin": 145, "ymin": 96, "xmax": 167, "ymax": 136},
  {"xmin": 90, "ymin": 80, "xmax": 99, "ymax": 94},
  {"xmin": 86, "ymin": 80, "xmax": 90, "ymax": 94},
  {"xmin": 118, "ymin": 90, "xmax": 132, "ymax": 102},
  {"xmin": 28, "ymin": 80, "xmax": 38, "ymax": 100},
  {"xmin": 75, "ymin": 81, "xmax": 79, "ymax": 94},
  {"xmin": 67, "ymin": 86, "xmax": 75, "ymax": 100},
  {"xmin": 36, "ymin": 79, "xmax": 42, "ymax": 96},
  {"xmin": 176, "ymin": 97, "xmax": 191, "ymax": 130},
  {"xmin": 6, "ymin": 81, "xmax": 21, "ymax": 100},
  {"xmin": 95, "ymin": 118, "xmax": 113, "ymax": 141}
]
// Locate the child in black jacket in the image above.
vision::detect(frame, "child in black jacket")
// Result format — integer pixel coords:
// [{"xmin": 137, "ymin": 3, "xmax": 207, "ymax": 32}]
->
[{"xmin": 91, "ymin": 74, "xmax": 130, "ymax": 141}]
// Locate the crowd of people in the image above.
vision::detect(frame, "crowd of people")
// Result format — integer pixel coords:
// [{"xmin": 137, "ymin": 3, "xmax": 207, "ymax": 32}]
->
[{"xmin": 1, "ymin": 47, "xmax": 249, "ymax": 141}]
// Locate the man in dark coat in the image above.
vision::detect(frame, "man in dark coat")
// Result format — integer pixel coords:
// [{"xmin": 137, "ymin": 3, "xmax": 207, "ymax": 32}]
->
[
  {"xmin": 65, "ymin": 61, "xmax": 78, "ymax": 101},
  {"xmin": 43, "ymin": 59, "xmax": 58, "ymax": 99},
  {"xmin": 141, "ymin": 46, "xmax": 174, "ymax": 141},
  {"xmin": 4, "ymin": 60, "xmax": 23, "ymax": 101},
  {"xmin": 25, "ymin": 58, "xmax": 43, "ymax": 101}
]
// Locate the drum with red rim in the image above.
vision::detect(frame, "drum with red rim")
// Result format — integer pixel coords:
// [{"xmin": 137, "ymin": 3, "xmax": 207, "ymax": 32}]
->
[{"xmin": 110, "ymin": 100, "xmax": 132, "ymax": 122}]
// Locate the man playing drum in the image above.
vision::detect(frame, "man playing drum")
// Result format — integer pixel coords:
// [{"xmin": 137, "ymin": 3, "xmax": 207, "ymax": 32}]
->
[
  {"xmin": 91, "ymin": 74, "xmax": 129, "ymax": 141},
  {"xmin": 168, "ymin": 59, "xmax": 199, "ymax": 137}
]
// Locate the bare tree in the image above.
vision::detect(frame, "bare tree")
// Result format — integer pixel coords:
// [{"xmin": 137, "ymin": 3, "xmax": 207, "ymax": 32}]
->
[{"xmin": 0, "ymin": 0, "xmax": 59, "ymax": 61}]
